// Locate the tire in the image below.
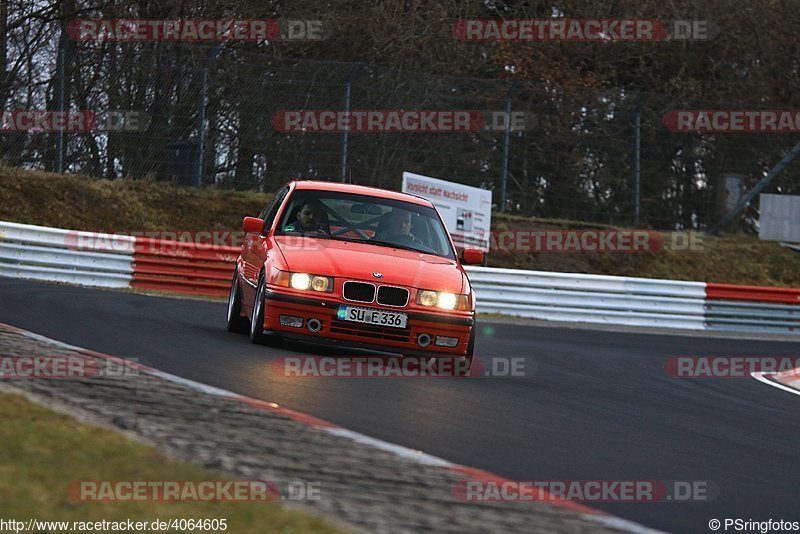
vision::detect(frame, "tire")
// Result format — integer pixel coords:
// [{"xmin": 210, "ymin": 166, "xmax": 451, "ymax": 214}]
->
[
  {"xmin": 249, "ymin": 274, "xmax": 280, "ymax": 346},
  {"xmin": 462, "ymin": 325, "xmax": 476, "ymax": 375},
  {"xmin": 226, "ymin": 269, "xmax": 249, "ymax": 334}
]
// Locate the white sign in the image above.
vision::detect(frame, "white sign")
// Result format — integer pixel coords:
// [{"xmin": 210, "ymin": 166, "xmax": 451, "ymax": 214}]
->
[
  {"xmin": 759, "ymin": 193, "xmax": 800, "ymax": 243},
  {"xmin": 402, "ymin": 171, "xmax": 492, "ymax": 252}
]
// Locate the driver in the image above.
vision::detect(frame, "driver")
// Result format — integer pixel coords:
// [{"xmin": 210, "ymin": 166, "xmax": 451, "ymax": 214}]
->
[{"xmin": 283, "ymin": 200, "xmax": 329, "ymax": 234}]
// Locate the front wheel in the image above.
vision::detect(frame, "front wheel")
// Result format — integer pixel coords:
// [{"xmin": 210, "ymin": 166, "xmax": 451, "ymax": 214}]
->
[
  {"xmin": 227, "ymin": 269, "xmax": 249, "ymax": 334},
  {"xmin": 249, "ymin": 275, "xmax": 280, "ymax": 346},
  {"xmin": 462, "ymin": 325, "xmax": 475, "ymax": 375}
]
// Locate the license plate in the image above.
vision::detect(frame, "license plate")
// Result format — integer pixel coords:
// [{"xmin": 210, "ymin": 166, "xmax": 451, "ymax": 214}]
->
[{"xmin": 338, "ymin": 305, "xmax": 408, "ymax": 329}]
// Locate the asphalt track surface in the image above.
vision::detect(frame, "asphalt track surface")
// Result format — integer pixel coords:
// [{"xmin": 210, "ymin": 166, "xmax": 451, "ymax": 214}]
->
[{"xmin": 1, "ymin": 278, "xmax": 798, "ymax": 533}]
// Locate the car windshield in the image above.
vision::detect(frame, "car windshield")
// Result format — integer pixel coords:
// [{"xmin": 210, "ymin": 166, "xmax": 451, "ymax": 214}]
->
[{"xmin": 276, "ymin": 190, "xmax": 456, "ymax": 260}]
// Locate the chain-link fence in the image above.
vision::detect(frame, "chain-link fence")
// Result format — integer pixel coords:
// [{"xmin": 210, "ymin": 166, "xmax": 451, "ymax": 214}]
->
[{"xmin": 2, "ymin": 39, "xmax": 800, "ymax": 231}]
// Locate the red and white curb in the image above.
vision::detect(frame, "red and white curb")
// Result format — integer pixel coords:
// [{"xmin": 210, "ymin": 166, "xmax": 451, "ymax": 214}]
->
[
  {"xmin": 0, "ymin": 322, "xmax": 660, "ymax": 533},
  {"xmin": 752, "ymin": 368, "xmax": 800, "ymax": 397}
]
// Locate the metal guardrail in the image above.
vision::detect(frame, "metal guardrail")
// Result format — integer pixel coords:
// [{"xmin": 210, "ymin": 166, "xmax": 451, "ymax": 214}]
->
[
  {"xmin": 706, "ymin": 282, "xmax": 800, "ymax": 304},
  {"xmin": 131, "ymin": 237, "xmax": 239, "ymax": 297},
  {"xmin": 0, "ymin": 221, "xmax": 135, "ymax": 251},
  {"xmin": 0, "ymin": 222, "xmax": 238, "ymax": 297},
  {"xmin": 0, "ymin": 221, "xmax": 134, "ymax": 288},
  {"xmin": 705, "ymin": 300, "xmax": 800, "ymax": 333},
  {"xmin": 464, "ymin": 266, "xmax": 708, "ymax": 330},
  {"xmin": 1, "ymin": 221, "xmax": 798, "ymax": 334}
]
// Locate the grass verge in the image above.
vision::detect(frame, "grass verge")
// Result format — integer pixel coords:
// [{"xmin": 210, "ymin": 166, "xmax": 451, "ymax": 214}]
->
[{"xmin": 0, "ymin": 390, "xmax": 345, "ymax": 533}]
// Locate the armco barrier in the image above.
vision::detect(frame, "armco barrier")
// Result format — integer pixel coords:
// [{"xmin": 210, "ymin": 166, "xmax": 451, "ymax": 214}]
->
[
  {"xmin": 465, "ymin": 266, "xmax": 708, "ymax": 330},
  {"xmin": 0, "ymin": 220, "xmax": 798, "ymax": 334},
  {"xmin": 705, "ymin": 300, "xmax": 800, "ymax": 333},
  {"xmin": 704, "ymin": 283, "xmax": 800, "ymax": 333},
  {"xmin": 0, "ymin": 221, "xmax": 134, "ymax": 288},
  {"xmin": 131, "ymin": 237, "xmax": 239, "ymax": 297},
  {"xmin": 706, "ymin": 282, "xmax": 800, "ymax": 304}
]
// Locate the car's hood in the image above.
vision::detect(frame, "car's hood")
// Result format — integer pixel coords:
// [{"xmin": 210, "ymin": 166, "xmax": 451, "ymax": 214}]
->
[{"xmin": 275, "ymin": 236, "xmax": 465, "ymax": 292}]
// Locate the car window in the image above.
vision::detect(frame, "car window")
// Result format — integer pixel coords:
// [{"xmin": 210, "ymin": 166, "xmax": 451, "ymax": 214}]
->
[
  {"xmin": 276, "ymin": 190, "xmax": 455, "ymax": 259},
  {"xmin": 260, "ymin": 186, "xmax": 289, "ymax": 230}
]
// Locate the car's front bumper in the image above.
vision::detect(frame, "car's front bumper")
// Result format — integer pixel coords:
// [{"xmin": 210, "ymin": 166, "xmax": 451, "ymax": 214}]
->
[{"xmin": 261, "ymin": 288, "xmax": 473, "ymax": 356}]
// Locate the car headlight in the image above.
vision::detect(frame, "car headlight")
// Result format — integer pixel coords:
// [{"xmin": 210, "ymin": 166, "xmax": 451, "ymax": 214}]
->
[
  {"xmin": 437, "ymin": 293, "xmax": 457, "ymax": 310},
  {"xmin": 418, "ymin": 290, "xmax": 438, "ymax": 307},
  {"xmin": 290, "ymin": 273, "xmax": 311, "ymax": 290},
  {"xmin": 273, "ymin": 270, "xmax": 333, "ymax": 292},
  {"xmin": 417, "ymin": 290, "xmax": 470, "ymax": 310},
  {"xmin": 310, "ymin": 276, "xmax": 330, "ymax": 292}
]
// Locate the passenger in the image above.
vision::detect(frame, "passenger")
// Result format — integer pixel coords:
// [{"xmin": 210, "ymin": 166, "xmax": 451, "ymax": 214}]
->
[{"xmin": 377, "ymin": 209, "xmax": 422, "ymax": 246}]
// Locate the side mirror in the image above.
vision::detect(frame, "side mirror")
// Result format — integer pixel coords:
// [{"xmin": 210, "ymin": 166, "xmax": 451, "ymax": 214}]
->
[
  {"xmin": 242, "ymin": 216, "xmax": 265, "ymax": 234},
  {"xmin": 461, "ymin": 248, "xmax": 484, "ymax": 265}
]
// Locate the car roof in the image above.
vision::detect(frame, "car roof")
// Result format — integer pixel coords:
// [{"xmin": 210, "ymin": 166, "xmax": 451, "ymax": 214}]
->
[{"xmin": 291, "ymin": 180, "xmax": 433, "ymax": 207}]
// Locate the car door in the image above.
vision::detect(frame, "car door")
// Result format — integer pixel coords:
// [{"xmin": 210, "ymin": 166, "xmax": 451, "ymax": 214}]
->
[{"xmin": 241, "ymin": 185, "xmax": 289, "ymax": 306}]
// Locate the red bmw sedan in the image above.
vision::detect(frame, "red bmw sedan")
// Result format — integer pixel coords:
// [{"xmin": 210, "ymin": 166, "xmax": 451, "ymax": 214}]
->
[{"xmin": 226, "ymin": 180, "xmax": 484, "ymax": 370}]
